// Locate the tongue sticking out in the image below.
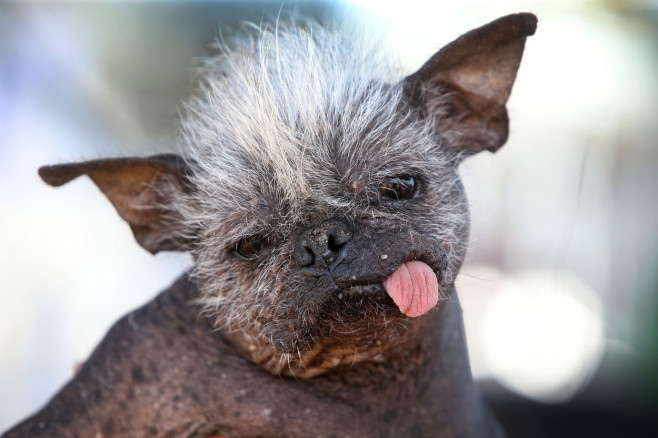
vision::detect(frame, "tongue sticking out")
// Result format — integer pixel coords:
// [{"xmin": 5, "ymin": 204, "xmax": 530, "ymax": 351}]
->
[{"xmin": 383, "ymin": 261, "xmax": 439, "ymax": 317}]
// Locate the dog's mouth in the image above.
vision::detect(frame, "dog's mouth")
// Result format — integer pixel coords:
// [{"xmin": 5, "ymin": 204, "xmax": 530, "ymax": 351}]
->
[
  {"xmin": 333, "ymin": 258, "xmax": 443, "ymax": 318},
  {"xmin": 265, "ymin": 248, "xmax": 447, "ymax": 354},
  {"xmin": 337, "ymin": 283, "xmax": 387, "ymax": 300}
]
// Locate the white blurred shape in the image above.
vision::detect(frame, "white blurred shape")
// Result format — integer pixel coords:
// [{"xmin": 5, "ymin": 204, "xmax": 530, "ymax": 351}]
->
[{"xmin": 481, "ymin": 270, "xmax": 604, "ymax": 403}]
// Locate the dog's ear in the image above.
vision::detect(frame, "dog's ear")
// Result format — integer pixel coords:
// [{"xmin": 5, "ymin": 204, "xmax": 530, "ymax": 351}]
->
[
  {"xmin": 39, "ymin": 154, "xmax": 193, "ymax": 254},
  {"xmin": 403, "ymin": 13, "xmax": 537, "ymax": 155}
]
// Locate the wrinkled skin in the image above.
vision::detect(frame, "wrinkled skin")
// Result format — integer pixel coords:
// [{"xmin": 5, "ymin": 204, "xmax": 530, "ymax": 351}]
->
[{"xmin": 5, "ymin": 276, "xmax": 501, "ymax": 438}]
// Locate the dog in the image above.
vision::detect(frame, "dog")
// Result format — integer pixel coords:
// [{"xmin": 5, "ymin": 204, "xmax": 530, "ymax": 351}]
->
[{"xmin": 3, "ymin": 13, "xmax": 536, "ymax": 437}]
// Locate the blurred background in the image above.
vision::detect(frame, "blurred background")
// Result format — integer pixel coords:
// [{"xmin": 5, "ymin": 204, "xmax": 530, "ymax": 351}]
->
[{"xmin": 1, "ymin": 0, "xmax": 657, "ymax": 436}]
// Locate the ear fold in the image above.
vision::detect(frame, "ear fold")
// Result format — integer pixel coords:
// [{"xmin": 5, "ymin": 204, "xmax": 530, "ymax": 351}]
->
[
  {"xmin": 403, "ymin": 13, "xmax": 537, "ymax": 154},
  {"xmin": 39, "ymin": 154, "xmax": 193, "ymax": 254}
]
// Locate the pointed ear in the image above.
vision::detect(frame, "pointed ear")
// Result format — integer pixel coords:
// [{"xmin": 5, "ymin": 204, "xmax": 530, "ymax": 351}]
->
[
  {"xmin": 39, "ymin": 154, "xmax": 193, "ymax": 254},
  {"xmin": 403, "ymin": 13, "xmax": 537, "ymax": 154}
]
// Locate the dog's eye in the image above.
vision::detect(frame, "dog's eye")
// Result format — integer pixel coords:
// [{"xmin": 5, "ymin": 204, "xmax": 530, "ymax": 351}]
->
[
  {"xmin": 379, "ymin": 176, "xmax": 417, "ymax": 200},
  {"xmin": 235, "ymin": 236, "xmax": 266, "ymax": 260}
]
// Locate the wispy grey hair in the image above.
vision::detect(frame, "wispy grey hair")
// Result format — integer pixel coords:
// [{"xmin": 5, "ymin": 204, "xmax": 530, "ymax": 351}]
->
[{"xmin": 171, "ymin": 21, "xmax": 468, "ymax": 342}]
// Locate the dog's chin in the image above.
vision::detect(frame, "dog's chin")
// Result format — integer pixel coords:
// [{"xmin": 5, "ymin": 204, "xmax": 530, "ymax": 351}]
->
[
  {"xmin": 325, "ymin": 283, "xmax": 400, "ymax": 318},
  {"xmin": 267, "ymin": 267, "xmax": 444, "ymax": 355},
  {"xmin": 266, "ymin": 289, "xmax": 403, "ymax": 355}
]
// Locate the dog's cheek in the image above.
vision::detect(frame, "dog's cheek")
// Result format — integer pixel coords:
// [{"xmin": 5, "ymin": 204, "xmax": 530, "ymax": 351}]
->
[
  {"xmin": 430, "ymin": 182, "xmax": 470, "ymax": 286},
  {"xmin": 258, "ymin": 254, "xmax": 295, "ymax": 306}
]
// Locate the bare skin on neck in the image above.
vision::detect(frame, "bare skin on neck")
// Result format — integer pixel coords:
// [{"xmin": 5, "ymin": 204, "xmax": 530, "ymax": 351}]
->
[{"xmin": 5, "ymin": 276, "xmax": 500, "ymax": 438}]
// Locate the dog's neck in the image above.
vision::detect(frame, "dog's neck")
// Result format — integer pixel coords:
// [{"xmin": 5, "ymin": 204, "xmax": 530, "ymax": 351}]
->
[
  {"xmin": 224, "ymin": 315, "xmax": 438, "ymax": 380},
  {"xmin": 220, "ymin": 287, "xmax": 473, "ymax": 386},
  {"xmin": 212, "ymin": 285, "xmax": 498, "ymax": 435},
  {"xmin": 160, "ymin": 276, "xmax": 501, "ymax": 435}
]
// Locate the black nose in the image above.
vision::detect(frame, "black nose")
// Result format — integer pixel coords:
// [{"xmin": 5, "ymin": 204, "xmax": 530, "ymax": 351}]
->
[{"xmin": 293, "ymin": 219, "xmax": 353, "ymax": 270}]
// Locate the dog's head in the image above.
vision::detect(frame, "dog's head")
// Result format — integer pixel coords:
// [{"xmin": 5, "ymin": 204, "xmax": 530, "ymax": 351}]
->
[{"xmin": 40, "ymin": 14, "xmax": 536, "ymax": 376}]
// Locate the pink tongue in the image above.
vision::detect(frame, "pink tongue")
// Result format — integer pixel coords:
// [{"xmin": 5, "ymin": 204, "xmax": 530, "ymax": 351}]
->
[{"xmin": 383, "ymin": 261, "xmax": 438, "ymax": 317}]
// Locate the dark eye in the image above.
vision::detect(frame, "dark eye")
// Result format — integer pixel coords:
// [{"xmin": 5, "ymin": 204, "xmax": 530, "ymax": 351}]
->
[
  {"xmin": 235, "ymin": 236, "xmax": 266, "ymax": 260},
  {"xmin": 379, "ymin": 176, "xmax": 417, "ymax": 200}
]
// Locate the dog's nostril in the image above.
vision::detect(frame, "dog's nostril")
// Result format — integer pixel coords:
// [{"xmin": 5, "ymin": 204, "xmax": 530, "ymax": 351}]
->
[
  {"xmin": 294, "ymin": 220, "xmax": 353, "ymax": 269},
  {"xmin": 326, "ymin": 226, "xmax": 352, "ymax": 251},
  {"xmin": 296, "ymin": 245, "xmax": 315, "ymax": 267},
  {"xmin": 327, "ymin": 235, "xmax": 341, "ymax": 251}
]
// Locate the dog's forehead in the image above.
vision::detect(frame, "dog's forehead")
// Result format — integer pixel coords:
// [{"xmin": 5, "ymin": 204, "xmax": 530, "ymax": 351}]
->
[
  {"xmin": 182, "ymin": 24, "xmax": 451, "ymax": 233},
  {"xmin": 202, "ymin": 105, "xmax": 435, "ymax": 191},
  {"xmin": 187, "ymin": 100, "xmax": 449, "ymax": 237},
  {"xmin": 211, "ymin": 134, "xmax": 443, "ymax": 239}
]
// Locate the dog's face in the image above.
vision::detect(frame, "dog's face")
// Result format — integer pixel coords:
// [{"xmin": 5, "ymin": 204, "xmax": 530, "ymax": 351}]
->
[
  {"xmin": 185, "ymin": 88, "xmax": 466, "ymax": 356},
  {"xmin": 39, "ymin": 14, "xmax": 536, "ymax": 376}
]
